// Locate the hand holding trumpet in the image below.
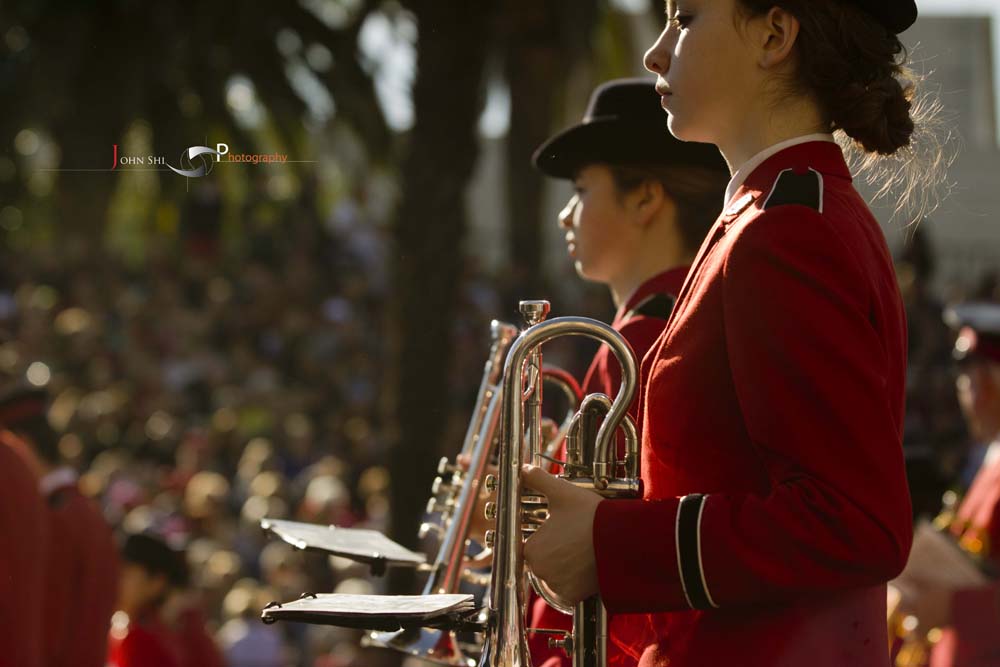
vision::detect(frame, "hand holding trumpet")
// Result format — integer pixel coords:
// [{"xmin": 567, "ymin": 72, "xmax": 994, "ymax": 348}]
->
[{"xmin": 521, "ymin": 464, "xmax": 602, "ymax": 606}]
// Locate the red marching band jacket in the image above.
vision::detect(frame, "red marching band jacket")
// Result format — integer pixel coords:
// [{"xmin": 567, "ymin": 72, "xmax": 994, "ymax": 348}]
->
[
  {"xmin": 528, "ymin": 267, "xmax": 688, "ymax": 667},
  {"xmin": 592, "ymin": 141, "xmax": 913, "ymax": 667}
]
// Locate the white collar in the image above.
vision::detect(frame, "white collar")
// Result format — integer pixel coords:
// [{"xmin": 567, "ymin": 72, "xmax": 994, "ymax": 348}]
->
[
  {"xmin": 40, "ymin": 466, "xmax": 77, "ymax": 496},
  {"xmin": 724, "ymin": 133, "xmax": 837, "ymax": 207}
]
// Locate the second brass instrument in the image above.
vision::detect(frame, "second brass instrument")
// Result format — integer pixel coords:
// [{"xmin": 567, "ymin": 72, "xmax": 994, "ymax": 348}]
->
[
  {"xmin": 365, "ymin": 317, "xmax": 584, "ymax": 667},
  {"xmin": 478, "ymin": 300, "xmax": 640, "ymax": 667}
]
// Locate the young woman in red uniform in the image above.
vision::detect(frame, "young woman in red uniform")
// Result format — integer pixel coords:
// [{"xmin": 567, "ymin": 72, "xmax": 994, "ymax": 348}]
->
[
  {"xmin": 522, "ymin": 1, "xmax": 941, "ymax": 665},
  {"xmin": 526, "ymin": 78, "xmax": 728, "ymax": 667}
]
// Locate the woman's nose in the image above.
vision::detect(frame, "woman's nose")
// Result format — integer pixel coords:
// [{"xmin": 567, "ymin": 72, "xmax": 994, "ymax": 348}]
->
[
  {"xmin": 558, "ymin": 195, "xmax": 578, "ymax": 229},
  {"xmin": 644, "ymin": 27, "xmax": 671, "ymax": 75}
]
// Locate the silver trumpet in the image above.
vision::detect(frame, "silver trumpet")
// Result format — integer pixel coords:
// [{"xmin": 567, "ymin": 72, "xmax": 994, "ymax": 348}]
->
[
  {"xmin": 479, "ymin": 300, "xmax": 640, "ymax": 667},
  {"xmin": 365, "ymin": 317, "xmax": 584, "ymax": 667}
]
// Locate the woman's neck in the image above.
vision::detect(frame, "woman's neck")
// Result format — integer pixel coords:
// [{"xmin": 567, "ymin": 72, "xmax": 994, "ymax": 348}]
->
[
  {"xmin": 717, "ymin": 97, "xmax": 828, "ymax": 174},
  {"xmin": 608, "ymin": 204, "xmax": 693, "ymax": 308}
]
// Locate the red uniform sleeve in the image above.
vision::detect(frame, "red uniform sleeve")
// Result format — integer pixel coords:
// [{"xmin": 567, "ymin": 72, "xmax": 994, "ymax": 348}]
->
[{"xmin": 594, "ymin": 206, "xmax": 913, "ymax": 611}]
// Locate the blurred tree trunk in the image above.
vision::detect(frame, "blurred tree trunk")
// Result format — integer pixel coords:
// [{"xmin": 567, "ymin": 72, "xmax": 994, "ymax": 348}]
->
[
  {"xmin": 44, "ymin": 7, "xmax": 135, "ymax": 252},
  {"xmin": 388, "ymin": 0, "xmax": 495, "ymax": 595},
  {"xmin": 501, "ymin": 2, "xmax": 561, "ymax": 300},
  {"xmin": 501, "ymin": 0, "xmax": 601, "ymax": 300}
]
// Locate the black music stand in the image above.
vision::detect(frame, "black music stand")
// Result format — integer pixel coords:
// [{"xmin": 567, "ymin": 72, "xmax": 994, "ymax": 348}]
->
[
  {"xmin": 261, "ymin": 593, "xmax": 479, "ymax": 632},
  {"xmin": 261, "ymin": 518, "xmax": 426, "ymax": 576}
]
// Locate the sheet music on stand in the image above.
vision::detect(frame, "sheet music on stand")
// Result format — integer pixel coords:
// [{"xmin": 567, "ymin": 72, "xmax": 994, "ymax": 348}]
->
[
  {"xmin": 261, "ymin": 518, "xmax": 426, "ymax": 575},
  {"xmin": 261, "ymin": 593, "xmax": 478, "ymax": 631},
  {"xmin": 891, "ymin": 519, "xmax": 990, "ymax": 596}
]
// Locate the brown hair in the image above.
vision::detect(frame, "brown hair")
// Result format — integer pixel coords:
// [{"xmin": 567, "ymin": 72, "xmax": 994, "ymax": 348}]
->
[
  {"xmin": 735, "ymin": 0, "xmax": 952, "ymax": 221},
  {"xmin": 609, "ymin": 164, "xmax": 728, "ymax": 254}
]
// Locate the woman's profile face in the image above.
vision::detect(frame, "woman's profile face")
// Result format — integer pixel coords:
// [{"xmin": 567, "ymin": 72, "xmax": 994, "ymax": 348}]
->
[
  {"xmin": 643, "ymin": 0, "xmax": 760, "ymax": 147},
  {"xmin": 559, "ymin": 164, "xmax": 635, "ymax": 285}
]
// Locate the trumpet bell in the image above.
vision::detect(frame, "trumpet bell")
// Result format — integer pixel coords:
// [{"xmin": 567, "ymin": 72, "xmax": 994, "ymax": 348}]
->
[{"xmin": 363, "ymin": 627, "xmax": 478, "ymax": 667}]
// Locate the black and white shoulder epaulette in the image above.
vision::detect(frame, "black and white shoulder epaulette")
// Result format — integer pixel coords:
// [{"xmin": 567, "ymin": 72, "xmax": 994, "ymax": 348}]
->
[{"xmin": 762, "ymin": 168, "xmax": 824, "ymax": 213}]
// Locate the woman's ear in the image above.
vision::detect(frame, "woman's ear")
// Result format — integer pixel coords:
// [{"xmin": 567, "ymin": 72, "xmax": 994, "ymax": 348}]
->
[
  {"xmin": 756, "ymin": 6, "xmax": 800, "ymax": 70},
  {"xmin": 631, "ymin": 180, "xmax": 666, "ymax": 228}
]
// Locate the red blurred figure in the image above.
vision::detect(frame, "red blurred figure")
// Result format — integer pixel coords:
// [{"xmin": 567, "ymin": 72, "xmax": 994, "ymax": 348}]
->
[
  {"xmin": 108, "ymin": 530, "xmax": 226, "ymax": 667},
  {"xmin": 0, "ymin": 386, "xmax": 119, "ymax": 667},
  {"xmin": 894, "ymin": 303, "xmax": 1000, "ymax": 667},
  {"xmin": 107, "ymin": 533, "xmax": 187, "ymax": 667},
  {"xmin": 0, "ymin": 432, "xmax": 48, "ymax": 667}
]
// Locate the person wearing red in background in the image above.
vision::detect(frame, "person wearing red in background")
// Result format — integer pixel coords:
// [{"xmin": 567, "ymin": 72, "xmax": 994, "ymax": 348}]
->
[
  {"xmin": 522, "ymin": 0, "xmax": 948, "ymax": 665},
  {"xmin": 108, "ymin": 532, "xmax": 188, "ymax": 667},
  {"xmin": 0, "ymin": 415, "xmax": 47, "ymax": 667},
  {"xmin": 525, "ymin": 78, "xmax": 727, "ymax": 667},
  {"xmin": 0, "ymin": 385, "xmax": 119, "ymax": 667},
  {"xmin": 892, "ymin": 303, "xmax": 1000, "ymax": 667},
  {"xmin": 108, "ymin": 531, "xmax": 226, "ymax": 667}
]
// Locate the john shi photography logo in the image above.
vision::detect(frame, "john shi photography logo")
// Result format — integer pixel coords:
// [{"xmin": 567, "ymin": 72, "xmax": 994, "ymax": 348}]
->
[{"xmin": 108, "ymin": 142, "xmax": 293, "ymax": 178}]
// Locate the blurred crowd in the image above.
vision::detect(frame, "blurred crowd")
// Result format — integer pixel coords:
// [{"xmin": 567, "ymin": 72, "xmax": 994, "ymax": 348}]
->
[
  {"xmin": 0, "ymin": 175, "xmax": 996, "ymax": 667},
  {"xmin": 0, "ymin": 178, "xmax": 520, "ymax": 667}
]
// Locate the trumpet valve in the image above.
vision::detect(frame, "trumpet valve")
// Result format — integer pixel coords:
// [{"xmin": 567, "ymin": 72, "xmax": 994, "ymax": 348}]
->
[
  {"xmin": 437, "ymin": 456, "xmax": 461, "ymax": 476},
  {"xmin": 484, "ymin": 474, "xmax": 498, "ymax": 494},
  {"xmin": 484, "ymin": 502, "xmax": 497, "ymax": 522},
  {"xmin": 484, "ymin": 529, "xmax": 496, "ymax": 549},
  {"xmin": 521, "ymin": 494, "xmax": 549, "ymax": 536},
  {"xmin": 418, "ymin": 521, "xmax": 443, "ymax": 539},
  {"xmin": 426, "ymin": 497, "xmax": 452, "ymax": 515},
  {"xmin": 431, "ymin": 476, "xmax": 454, "ymax": 496}
]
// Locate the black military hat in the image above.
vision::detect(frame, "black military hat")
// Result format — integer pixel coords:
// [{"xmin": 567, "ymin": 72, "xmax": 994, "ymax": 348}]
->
[
  {"xmin": 851, "ymin": 0, "xmax": 918, "ymax": 34},
  {"xmin": 0, "ymin": 384, "xmax": 48, "ymax": 428},
  {"xmin": 532, "ymin": 78, "xmax": 727, "ymax": 180},
  {"xmin": 944, "ymin": 302, "xmax": 1000, "ymax": 364},
  {"xmin": 122, "ymin": 532, "xmax": 190, "ymax": 587}
]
